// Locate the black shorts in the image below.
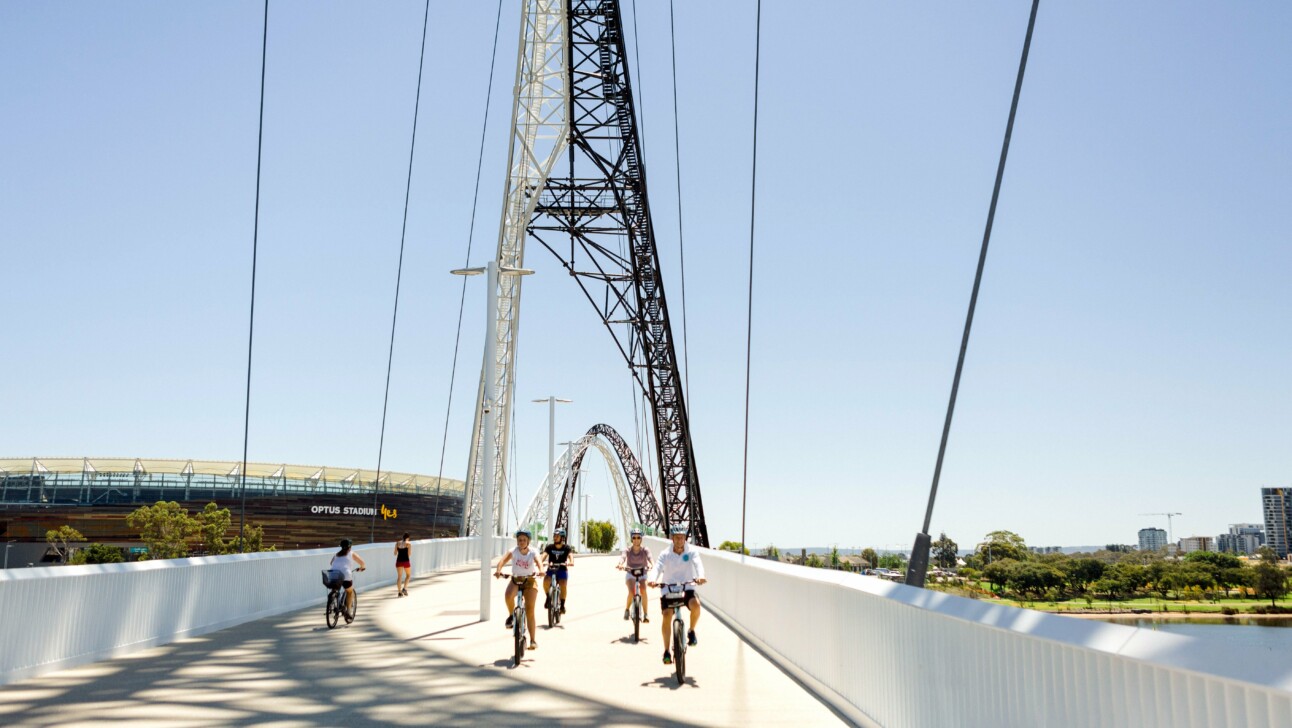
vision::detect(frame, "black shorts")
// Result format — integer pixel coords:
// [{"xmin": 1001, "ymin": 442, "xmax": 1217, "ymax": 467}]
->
[
  {"xmin": 660, "ymin": 588, "xmax": 696, "ymax": 611},
  {"xmin": 342, "ymin": 580, "xmax": 353, "ymax": 589}
]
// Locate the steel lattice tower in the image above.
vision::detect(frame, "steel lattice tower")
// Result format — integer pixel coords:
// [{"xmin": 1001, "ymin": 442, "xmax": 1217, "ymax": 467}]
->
[{"xmin": 464, "ymin": 0, "xmax": 708, "ymax": 547}]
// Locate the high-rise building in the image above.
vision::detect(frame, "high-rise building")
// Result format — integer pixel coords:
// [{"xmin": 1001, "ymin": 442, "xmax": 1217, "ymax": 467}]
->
[
  {"xmin": 1262, "ymin": 488, "xmax": 1290, "ymax": 559},
  {"xmin": 1216, "ymin": 523, "xmax": 1265, "ymax": 555},
  {"xmin": 1179, "ymin": 535, "xmax": 1214, "ymax": 553},
  {"xmin": 1138, "ymin": 527, "xmax": 1167, "ymax": 551}
]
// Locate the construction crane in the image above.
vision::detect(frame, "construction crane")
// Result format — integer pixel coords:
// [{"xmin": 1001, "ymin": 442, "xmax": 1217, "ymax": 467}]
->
[{"xmin": 1139, "ymin": 512, "xmax": 1182, "ymax": 546}]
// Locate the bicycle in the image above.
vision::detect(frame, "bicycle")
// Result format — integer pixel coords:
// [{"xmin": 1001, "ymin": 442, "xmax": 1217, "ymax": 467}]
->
[
  {"xmin": 545, "ymin": 570, "xmax": 563, "ymax": 628},
  {"xmin": 660, "ymin": 581, "xmax": 695, "ymax": 684},
  {"xmin": 624, "ymin": 566, "xmax": 647, "ymax": 643},
  {"xmin": 497, "ymin": 574, "xmax": 530, "ymax": 666},
  {"xmin": 321, "ymin": 567, "xmax": 365, "ymax": 629}
]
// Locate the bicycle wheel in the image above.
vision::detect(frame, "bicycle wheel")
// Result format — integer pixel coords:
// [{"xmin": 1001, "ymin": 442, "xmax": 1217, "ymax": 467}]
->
[
  {"xmin": 632, "ymin": 598, "xmax": 640, "ymax": 643},
  {"xmin": 673, "ymin": 619, "xmax": 686, "ymax": 684},
  {"xmin": 547, "ymin": 588, "xmax": 556, "ymax": 629},
  {"xmin": 513, "ymin": 608, "xmax": 524, "ymax": 666},
  {"xmin": 350, "ymin": 591, "xmax": 359, "ymax": 621},
  {"xmin": 326, "ymin": 592, "xmax": 340, "ymax": 629}
]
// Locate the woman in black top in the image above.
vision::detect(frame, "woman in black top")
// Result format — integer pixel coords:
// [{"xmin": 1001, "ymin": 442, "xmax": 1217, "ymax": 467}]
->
[{"xmin": 395, "ymin": 532, "xmax": 412, "ymax": 597}]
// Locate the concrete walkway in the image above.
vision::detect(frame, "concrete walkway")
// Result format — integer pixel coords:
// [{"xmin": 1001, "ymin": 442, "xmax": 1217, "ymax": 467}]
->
[{"xmin": 1, "ymin": 554, "xmax": 846, "ymax": 726}]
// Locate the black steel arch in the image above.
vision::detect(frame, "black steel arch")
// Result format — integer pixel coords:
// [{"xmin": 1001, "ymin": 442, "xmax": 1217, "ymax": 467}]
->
[
  {"xmin": 532, "ymin": 0, "xmax": 708, "ymax": 545},
  {"xmin": 554, "ymin": 423, "xmax": 663, "ymax": 537}
]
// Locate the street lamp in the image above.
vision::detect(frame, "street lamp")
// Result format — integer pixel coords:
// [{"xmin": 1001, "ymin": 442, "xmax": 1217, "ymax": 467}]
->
[
  {"xmin": 453, "ymin": 260, "xmax": 535, "ymax": 623},
  {"xmin": 532, "ymin": 396, "xmax": 572, "ymax": 541},
  {"xmin": 580, "ymin": 492, "xmax": 593, "ymax": 552}
]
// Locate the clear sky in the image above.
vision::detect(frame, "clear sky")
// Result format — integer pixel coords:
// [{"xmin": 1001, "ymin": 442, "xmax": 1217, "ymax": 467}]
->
[{"xmin": 2, "ymin": 1, "xmax": 1288, "ymax": 552}]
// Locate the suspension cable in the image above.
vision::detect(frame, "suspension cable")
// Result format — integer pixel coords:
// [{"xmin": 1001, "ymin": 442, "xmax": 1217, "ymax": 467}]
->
[
  {"xmin": 238, "ymin": 0, "xmax": 270, "ymax": 553},
  {"xmin": 668, "ymin": 0, "xmax": 691, "ymax": 406},
  {"xmin": 432, "ymin": 0, "xmax": 506, "ymax": 535},
  {"xmin": 909, "ymin": 0, "xmax": 1041, "ymax": 588},
  {"xmin": 739, "ymin": 0, "xmax": 763, "ymax": 556},
  {"xmin": 370, "ymin": 0, "xmax": 433, "ymax": 543}
]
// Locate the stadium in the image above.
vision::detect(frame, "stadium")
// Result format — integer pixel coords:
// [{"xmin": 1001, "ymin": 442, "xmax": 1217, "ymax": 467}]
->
[{"xmin": 0, "ymin": 457, "xmax": 464, "ymax": 566}]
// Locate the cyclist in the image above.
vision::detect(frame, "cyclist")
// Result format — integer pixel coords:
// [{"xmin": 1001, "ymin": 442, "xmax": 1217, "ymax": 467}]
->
[
  {"xmin": 329, "ymin": 538, "xmax": 366, "ymax": 623},
  {"xmin": 494, "ymin": 528, "xmax": 542, "ymax": 650},
  {"xmin": 616, "ymin": 528, "xmax": 653, "ymax": 622},
  {"xmin": 542, "ymin": 528, "xmax": 574, "ymax": 614},
  {"xmin": 648, "ymin": 524, "xmax": 706, "ymax": 665}
]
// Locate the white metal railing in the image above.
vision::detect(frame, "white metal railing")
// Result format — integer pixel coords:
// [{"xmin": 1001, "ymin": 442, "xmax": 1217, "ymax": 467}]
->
[
  {"xmin": 645, "ymin": 538, "xmax": 1292, "ymax": 728},
  {"xmin": 0, "ymin": 537, "xmax": 510, "ymax": 686}
]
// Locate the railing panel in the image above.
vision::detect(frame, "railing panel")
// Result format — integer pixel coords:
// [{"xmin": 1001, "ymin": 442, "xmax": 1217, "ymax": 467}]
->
[
  {"xmin": 0, "ymin": 536, "xmax": 509, "ymax": 685},
  {"xmin": 646, "ymin": 538, "xmax": 1292, "ymax": 728}
]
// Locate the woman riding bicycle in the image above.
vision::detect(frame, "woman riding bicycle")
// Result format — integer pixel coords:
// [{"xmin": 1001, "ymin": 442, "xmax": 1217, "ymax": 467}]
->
[
  {"xmin": 542, "ymin": 528, "xmax": 574, "ymax": 614},
  {"xmin": 494, "ymin": 528, "xmax": 543, "ymax": 651},
  {"xmin": 648, "ymin": 524, "xmax": 706, "ymax": 665},
  {"xmin": 329, "ymin": 538, "xmax": 366, "ymax": 623},
  {"xmin": 616, "ymin": 528, "xmax": 653, "ymax": 622}
]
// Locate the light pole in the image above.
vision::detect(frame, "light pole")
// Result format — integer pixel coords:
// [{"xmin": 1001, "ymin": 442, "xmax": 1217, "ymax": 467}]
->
[
  {"xmin": 532, "ymin": 396, "xmax": 571, "ymax": 540},
  {"xmin": 453, "ymin": 260, "xmax": 534, "ymax": 622},
  {"xmin": 4, "ymin": 540, "xmax": 15, "ymax": 570},
  {"xmin": 580, "ymin": 492, "xmax": 593, "ymax": 552}
]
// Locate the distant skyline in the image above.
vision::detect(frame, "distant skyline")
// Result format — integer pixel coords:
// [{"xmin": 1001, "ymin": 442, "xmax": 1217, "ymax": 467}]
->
[{"xmin": 2, "ymin": 1, "xmax": 1288, "ymax": 550}]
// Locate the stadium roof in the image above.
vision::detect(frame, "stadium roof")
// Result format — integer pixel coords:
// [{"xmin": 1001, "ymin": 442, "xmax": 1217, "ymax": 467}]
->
[{"xmin": 0, "ymin": 457, "xmax": 464, "ymax": 494}]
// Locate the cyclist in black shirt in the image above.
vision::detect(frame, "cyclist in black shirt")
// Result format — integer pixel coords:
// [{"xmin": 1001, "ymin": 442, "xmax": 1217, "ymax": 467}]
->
[{"xmin": 543, "ymin": 528, "xmax": 575, "ymax": 613}]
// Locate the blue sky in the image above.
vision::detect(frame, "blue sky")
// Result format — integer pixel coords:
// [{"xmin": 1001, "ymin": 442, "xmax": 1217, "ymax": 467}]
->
[{"xmin": 2, "ymin": 1, "xmax": 1288, "ymax": 551}]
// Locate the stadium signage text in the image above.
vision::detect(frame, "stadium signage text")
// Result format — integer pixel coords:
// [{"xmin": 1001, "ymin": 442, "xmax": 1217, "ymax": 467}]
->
[{"xmin": 309, "ymin": 504, "xmax": 398, "ymax": 520}]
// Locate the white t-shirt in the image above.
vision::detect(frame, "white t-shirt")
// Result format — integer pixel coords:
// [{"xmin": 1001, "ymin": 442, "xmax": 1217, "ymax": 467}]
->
[
  {"xmin": 509, "ymin": 547, "xmax": 540, "ymax": 576},
  {"xmin": 330, "ymin": 553, "xmax": 357, "ymax": 580},
  {"xmin": 651, "ymin": 545, "xmax": 705, "ymax": 586}
]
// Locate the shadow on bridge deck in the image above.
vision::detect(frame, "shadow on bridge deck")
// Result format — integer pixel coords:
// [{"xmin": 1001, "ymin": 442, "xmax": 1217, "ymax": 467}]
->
[{"xmin": 1, "ymin": 555, "xmax": 845, "ymax": 727}]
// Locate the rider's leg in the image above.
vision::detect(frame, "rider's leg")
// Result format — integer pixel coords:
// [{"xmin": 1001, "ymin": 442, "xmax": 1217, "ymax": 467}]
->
[
  {"xmin": 558, "ymin": 572, "xmax": 568, "ymax": 601},
  {"xmin": 523, "ymin": 584, "xmax": 538, "ymax": 645},
  {"xmin": 688, "ymin": 594, "xmax": 702, "ymax": 630},
  {"xmin": 345, "ymin": 586, "xmax": 355, "ymax": 614},
  {"xmin": 638, "ymin": 580, "xmax": 650, "ymax": 619},
  {"xmin": 504, "ymin": 580, "xmax": 518, "ymax": 614},
  {"xmin": 542, "ymin": 574, "xmax": 553, "ymax": 606},
  {"xmin": 661, "ymin": 603, "xmax": 673, "ymax": 644},
  {"xmin": 624, "ymin": 577, "xmax": 635, "ymax": 610}
]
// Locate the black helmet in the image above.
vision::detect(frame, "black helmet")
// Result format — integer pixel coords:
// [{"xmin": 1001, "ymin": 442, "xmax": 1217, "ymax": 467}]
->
[{"xmin": 339, "ymin": 538, "xmax": 352, "ymax": 549}]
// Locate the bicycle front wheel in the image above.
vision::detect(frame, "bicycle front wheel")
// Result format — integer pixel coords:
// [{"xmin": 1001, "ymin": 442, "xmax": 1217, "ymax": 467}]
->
[
  {"xmin": 513, "ymin": 609, "xmax": 524, "ymax": 666},
  {"xmin": 673, "ymin": 621, "xmax": 686, "ymax": 684}
]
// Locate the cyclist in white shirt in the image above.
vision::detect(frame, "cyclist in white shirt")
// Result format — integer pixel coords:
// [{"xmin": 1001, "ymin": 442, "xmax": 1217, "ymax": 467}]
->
[
  {"xmin": 494, "ymin": 528, "xmax": 544, "ymax": 650},
  {"xmin": 329, "ymin": 539, "xmax": 366, "ymax": 622},
  {"xmin": 648, "ymin": 524, "xmax": 707, "ymax": 665}
]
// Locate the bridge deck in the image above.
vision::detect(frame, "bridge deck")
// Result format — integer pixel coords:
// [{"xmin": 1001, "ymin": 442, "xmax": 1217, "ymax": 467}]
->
[{"xmin": 2, "ymin": 554, "xmax": 845, "ymax": 726}]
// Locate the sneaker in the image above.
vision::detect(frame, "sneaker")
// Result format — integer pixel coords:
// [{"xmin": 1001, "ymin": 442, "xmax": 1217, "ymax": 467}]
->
[
  {"xmin": 643, "ymin": 615, "xmax": 650, "ymax": 623},
  {"xmin": 345, "ymin": 616, "xmax": 353, "ymax": 625},
  {"xmin": 662, "ymin": 650, "xmax": 672, "ymax": 665},
  {"xmin": 528, "ymin": 641, "xmax": 538, "ymax": 650},
  {"xmin": 624, "ymin": 609, "xmax": 630, "ymax": 621},
  {"xmin": 505, "ymin": 615, "xmax": 514, "ymax": 629},
  {"xmin": 687, "ymin": 629, "xmax": 697, "ymax": 647},
  {"xmin": 544, "ymin": 596, "xmax": 551, "ymax": 609},
  {"xmin": 560, "ymin": 605, "xmax": 566, "ymax": 615}
]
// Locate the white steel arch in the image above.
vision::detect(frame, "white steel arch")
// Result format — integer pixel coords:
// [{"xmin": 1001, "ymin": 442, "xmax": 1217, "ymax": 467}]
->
[
  {"xmin": 520, "ymin": 434, "xmax": 643, "ymax": 547},
  {"xmin": 462, "ymin": 0, "xmax": 569, "ymax": 537}
]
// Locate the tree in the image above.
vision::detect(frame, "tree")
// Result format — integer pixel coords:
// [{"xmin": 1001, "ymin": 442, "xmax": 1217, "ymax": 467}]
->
[
  {"xmin": 582, "ymin": 519, "xmax": 617, "ymax": 552},
  {"xmin": 718, "ymin": 540, "xmax": 750, "ymax": 555},
  {"xmin": 195, "ymin": 502, "xmax": 233, "ymax": 555},
  {"xmin": 932, "ymin": 533, "xmax": 959, "ymax": 570},
  {"xmin": 69, "ymin": 543, "xmax": 125, "ymax": 565},
  {"xmin": 127, "ymin": 501, "xmax": 197, "ymax": 560},
  {"xmin": 1062, "ymin": 558, "xmax": 1106, "ymax": 594},
  {"xmin": 860, "ymin": 548, "xmax": 879, "ymax": 570},
  {"xmin": 1007, "ymin": 562, "xmax": 1064, "ymax": 601},
  {"xmin": 229, "ymin": 523, "xmax": 274, "ymax": 554},
  {"xmin": 982, "ymin": 558, "xmax": 1019, "ymax": 594},
  {"xmin": 763, "ymin": 544, "xmax": 780, "ymax": 561},
  {"xmin": 1254, "ymin": 547, "xmax": 1289, "ymax": 607},
  {"xmin": 978, "ymin": 530, "xmax": 1028, "ymax": 564},
  {"xmin": 877, "ymin": 553, "xmax": 907, "ymax": 571},
  {"xmin": 45, "ymin": 525, "xmax": 85, "ymax": 563},
  {"xmin": 805, "ymin": 553, "xmax": 825, "ymax": 569},
  {"xmin": 829, "ymin": 546, "xmax": 841, "ymax": 569}
]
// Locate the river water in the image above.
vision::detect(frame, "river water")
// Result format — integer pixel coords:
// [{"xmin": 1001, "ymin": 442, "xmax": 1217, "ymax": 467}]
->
[{"xmin": 1097, "ymin": 616, "xmax": 1292, "ymax": 651}]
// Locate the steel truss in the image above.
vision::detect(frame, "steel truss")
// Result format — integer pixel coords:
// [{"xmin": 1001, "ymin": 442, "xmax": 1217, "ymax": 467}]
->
[
  {"xmin": 518, "ymin": 423, "xmax": 663, "ymax": 542},
  {"xmin": 530, "ymin": 0, "xmax": 708, "ymax": 545},
  {"xmin": 462, "ymin": 0, "xmax": 569, "ymax": 537}
]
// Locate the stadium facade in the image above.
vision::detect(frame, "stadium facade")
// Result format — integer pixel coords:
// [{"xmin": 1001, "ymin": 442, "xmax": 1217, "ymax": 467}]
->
[{"xmin": 1, "ymin": 457, "xmax": 464, "ymax": 563}]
